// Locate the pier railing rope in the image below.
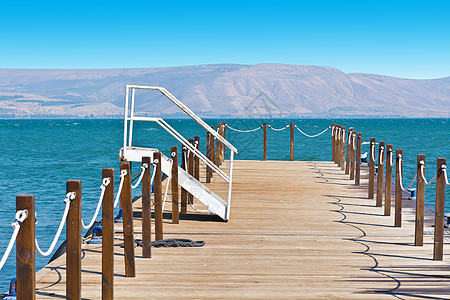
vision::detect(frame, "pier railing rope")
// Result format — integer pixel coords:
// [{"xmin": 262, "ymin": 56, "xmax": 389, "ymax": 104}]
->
[
  {"xmin": 225, "ymin": 124, "xmax": 263, "ymax": 133},
  {"xmin": 419, "ymin": 161, "xmax": 438, "ymax": 186},
  {"xmin": 81, "ymin": 178, "xmax": 111, "ymax": 230},
  {"xmin": 398, "ymin": 155, "xmax": 418, "ymax": 191},
  {"xmin": 294, "ymin": 125, "xmax": 331, "ymax": 138},
  {"xmin": 131, "ymin": 164, "xmax": 148, "ymax": 189},
  {"xmin": 114, "ymin": 169, "xmax": 128, "ymax": 208},
  {"xmin": 35, "ymin": 192, "xmax": 74, "ymax": 256},
  {"xmin": 268, "ymin": 124, "xmax": 289, "ymax": 131},
  {"xmin": 0, "ymin": 209, "xmax": 28, "ymax": 271},
  {"xmin": 162, "ymin": 159, "xmax": 174, "ymax": 210},
  {"xmin": 442, "ymin": 165, "xmax": 450, "ymax": 186}
]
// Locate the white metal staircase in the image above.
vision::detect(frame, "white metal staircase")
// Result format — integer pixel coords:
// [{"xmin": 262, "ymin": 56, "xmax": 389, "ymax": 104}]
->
[{"xmin": 119, "ymin": 85, "xmax": 238, "ymax": 221}]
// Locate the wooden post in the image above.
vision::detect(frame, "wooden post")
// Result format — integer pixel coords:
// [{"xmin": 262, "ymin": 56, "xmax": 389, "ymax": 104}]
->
[
  {"xmin": 16, "ymin": 195, "xmax": 35, "ymax": 300},
  {"xmin": 384, "ymin": 145, "xmax": 393, "ymax": 216},
  {"xmin": 221, "ymin": 122, "xmax": 226, "ymax": 161},
  {"xmin": 290, "ymin": 122, "xmax": 294, "ymax": 161},
  {"xmin": 141, "ymin": 157, "xmax": 152, "ymax": 258},
  {"xmin": 263, "ymin": 122, "xmax": 267, "ymax": 161},
  {"xmin": 210, "ymin": 126, "xmax": 216, "ymax": 167},
  {"xmin": 345, "ymin": 128, "xmax": 352, "ymax": 175},
  {"xmin": 194, "ymin": 136, "xmax": 200, "ymax": 180},
  {"xmin": 66, "ymin": 180, "xmax": 82, "ymax": 298},
  {"xmin": 206, "ymin": 133, "xmax": 212, "ymax": 182},
  {"xmin": 355, "ymin": 132, "xmax": 362, "ymax": 185},
  {"xmin": 216, "ymin": 124, "xmax": 221, "ymax": 165},
  {"xmin": 340, "ymin": 127, "xmax": 346, "ymax": 170},
  {"xmin": 415, "ymin": 154, "xmax": 426, "ymax": 246},
  {"xmin": 102, "ymin": 169, "xmax": 114, "ymax": 299},
  {"xmin": 331, "ymin": 124, "xmax": 335, "ymax": 162},
  {"xmin": 171, "ymin": 146, "xmax": 179, "ymax": 224},
  {"xmin": 376, "ymin": 142, "xmax": 385, "ymax": 207},
  {"xmin": 181, "ymin": 146, "xmax": 188, "ymax": 213},
  {"xmin": 433, "ymin": 158, "xmax": 446, "ymax": 260},
  {"xmin": 368, "ymin": 138, "xmax": 376, "ymax": 199},
  {"xmin": 334, "ymin": 125, "xmax": 339, "ymax": 164},
  {"xmin": 350, "ymin": 132, "xmax": 356, "ymax": 180},
  {"xmin": 394, "ymin": 149, "xmax": 403, "ymax": 227},
  {"xmin": 154, "ymin": 151, "xmax": 163, "ymax": 241},
  {"xmin": 120, "ymin": 161, "xmax": 135, "ymax": 277},
  {"xmin": 188, "ymin": 139, "xmax": 195, "ymax": 204},
  {"xmin": 337, "ymin": 126, "xmax": 341, "ymax": 167}
]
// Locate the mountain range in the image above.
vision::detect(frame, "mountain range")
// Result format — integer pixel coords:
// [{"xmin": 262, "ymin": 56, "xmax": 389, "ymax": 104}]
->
[{"xmin": 0, "ymin": 63, "xmax": 449, "ymax": 118}]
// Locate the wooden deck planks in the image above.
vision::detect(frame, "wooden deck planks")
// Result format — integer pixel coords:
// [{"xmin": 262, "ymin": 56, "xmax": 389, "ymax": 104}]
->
[{"xmin": 35, "ymin": 160, "xmax": 450, "ymax": 299}]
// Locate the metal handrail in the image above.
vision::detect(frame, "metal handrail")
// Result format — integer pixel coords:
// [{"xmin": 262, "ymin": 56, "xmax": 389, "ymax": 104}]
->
[
  {"xmin": 125, "ymin": 85, "xmax": 238, "ymax": 154},
  {"xmin": 122, "ymin": 85, "xmax": 238, "ymax": 201}
]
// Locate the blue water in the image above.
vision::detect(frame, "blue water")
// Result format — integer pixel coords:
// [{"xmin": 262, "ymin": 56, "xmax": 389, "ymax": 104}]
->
[{"xmin": 0, "ymin": 118, "xmax": 449, "ymax": 292}]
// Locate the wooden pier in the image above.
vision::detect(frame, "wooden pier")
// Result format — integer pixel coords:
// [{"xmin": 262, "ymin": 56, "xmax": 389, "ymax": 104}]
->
[{"xmin": 34, "ymin": 160, "xmax": 450, "ymax": 299}]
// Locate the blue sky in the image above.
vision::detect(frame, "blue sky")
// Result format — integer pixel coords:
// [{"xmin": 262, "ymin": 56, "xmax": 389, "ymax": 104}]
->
[{"xmin": 0, "ymin": 0, "xmax": 448, "ymax": 79}]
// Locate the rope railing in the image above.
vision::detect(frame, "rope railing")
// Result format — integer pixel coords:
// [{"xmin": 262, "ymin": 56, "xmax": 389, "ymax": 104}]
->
[
  {"xmin": 225, "ymin": 124, "xmax": 263, "ymax": 133},
  {"xmin": 162, "ymin": 159, "xmax": 174, "ymax": 210},
  {"xmin": 131, "ymin": 164, "xmax": 148, "ymax": 189},
  {"xmin": 371, "ymin": 143, "xmax": 380, "ymax": 163},
  {"xmin": 294, "ymin": 125, "xmax": 331, "ymax": 138},
  {"xmin": 398, "ymin": 155, "xmax": 417, "ymax": 191},
  {"xmin": 114, "ymin": 169, "xmax": 128, "ymax": 208},
  {"xmin": 0, "ymin": 209, "xmax": 28, "ymax": 271},
  {"xmin": 378, "ymin": 146, "xmax": 385, "ymax": 165},
  {"xmin": 442, "ymin": 165, "xmax": 450, "ymax": 186},
  {"xmin": 268, "ymin": 124, "xmax": 289, "ymax": 131},
  {"xmin": 35, "ymin": 192, "xmax": 74, "ymax": 257},
  {"xmin": 81, "ymin": 178, "xmax": 111, "ymax": 230},
  {"xmin": 419, "ymin": 161, "xmax": 438, "ymax": 186}
]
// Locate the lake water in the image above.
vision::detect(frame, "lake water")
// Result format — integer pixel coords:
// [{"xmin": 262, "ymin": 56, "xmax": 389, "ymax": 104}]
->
[{"xmin": 0, "ymin": 118, "xmax": 449, "ymax": 292}]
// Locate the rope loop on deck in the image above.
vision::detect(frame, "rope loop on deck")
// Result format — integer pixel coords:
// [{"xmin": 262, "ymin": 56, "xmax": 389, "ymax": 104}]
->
[
  {"xmin": 442, "ymin": 165, "xmax": 450, "ymax": 186},
  {"xmin": 35, "ymin": 194, "xmax": 72, "ymax": 257},
  {"xmin": 225, "ymin": 124, "xmax": 263, "ymax": 133},
  {"xmin": 0, "ymin": 209, "xmax": 28, "ymax": 271},
  {"xmin": 131, "ymin": 164, "xmax": 148, "ymax": 189},
  {"xmin": 81, "ymin": 178, "xmax": 111, "ymax": 230},
  {"xmin": 294, "ymin": 125, "xmax": 331, "ymax": 138},
  {"xmin": 268, "ymin": 124, "xmax": 289, "ymax": 131},
  {"xmin": 114, "ymin": 170, "xmax": 128, "ymax": 208},
  {"xmin": 398, "ymin": 155, "xmax": 417, "ymax": 191},
  {"xmin": 419, "ymin": 161, "xmax": 437, "ymax": 186}
]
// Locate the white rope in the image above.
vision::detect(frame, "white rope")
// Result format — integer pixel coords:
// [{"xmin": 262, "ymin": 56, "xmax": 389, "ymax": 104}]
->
[
  {"xmin": 225, "ymin": 124, "xmax": 263, "ymax": 133},
  {"xmin": 371, "ymin": 143, "xmax": 380, "ymax": 163},
  {"xmin": 378, "ymin": 146, "xmax": 385, "ymax": 165},
  {"xmin": 0, "ymin": 210, "xmax": 28, "ymax": 271},
  {"xmin": 114, "ymin": 170, "xmax": 128, "ymax": 208},
  {"xmin": 131, "ymin": 164, "xmax": 148, "ymax": 189},
  {"xmin": 294, "ymin": 125, "xmax": 331, "ymax": 138},
  {"xmin": 162, "ymin": 159, "xmax": 174, "ymax": 209},
  {"xmin": 352, "ymin": 135, "xmax": 356, "ymax": 151},
  {"xmin": 399, "ymin": 156, "xmax": 417, "ymax": 191},
  {"xmin": 442, "ymin": 166, "xmax": 450, "ymax": 186},
  {"xmin": 81, "ymin": 178, "xmax": 111, "ymax": 230},
  {"xmin": 419, "ymin": 161, "xmax": 438, "ymax": 186},
  {"xmin": 268, "ymin": 124, "xmax": 289, "ymax": 131},
  {"xmin": 35, "ymin": 193, "xmax": 74, "ymax": 257},
  {"xmin": 388, "ymin": 149, "xmax": 395, "ymax": 167}
]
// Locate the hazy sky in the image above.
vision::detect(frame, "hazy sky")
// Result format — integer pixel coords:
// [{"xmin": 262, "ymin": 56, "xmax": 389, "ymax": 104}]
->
[{"xmin": 0, "ymin": 0, "xmax": 449, "ymax": 79}]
